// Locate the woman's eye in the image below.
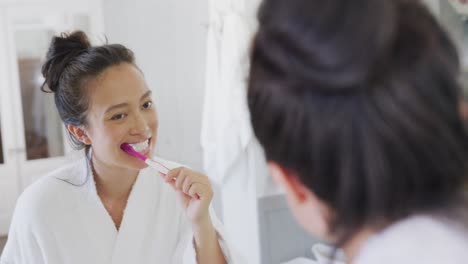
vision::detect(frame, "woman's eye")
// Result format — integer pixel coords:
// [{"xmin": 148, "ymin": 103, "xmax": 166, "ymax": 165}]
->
[
  {"xmin": 111, "ymin": 113, "xmax": 127, "ymax": 120},
  {"xmin": 142, "ymin": 101, "xmax": 153, "ymax": 109}
]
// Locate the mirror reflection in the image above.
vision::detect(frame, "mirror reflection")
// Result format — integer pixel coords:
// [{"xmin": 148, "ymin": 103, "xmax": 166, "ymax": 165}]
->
[{"xmin": 0, "ymin": 1, "xmax": 468, "ymax": 264}]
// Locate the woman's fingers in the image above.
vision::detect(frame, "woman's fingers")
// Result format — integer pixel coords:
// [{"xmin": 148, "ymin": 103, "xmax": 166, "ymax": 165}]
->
[
  {"xmin": 188, "ymin": 183, "xmax": 201, "ymax": 198},
  {"xmin": 188, "ymin": 183, "xmax": 213, "ymax": 200},
  {"xmin": 182, "ymin": 175, "xmax": 194, "ymax": 193},
  {"xmin": 175, "ymin": 169, "xmax": 188, "ymax": 189},
  {"xmin": 162, "ymin": 167, "xmax": 212, "ymax": 200},
  {"xmin": 166, "ymin": 167, "xmax": 182, "ymax": 181}
]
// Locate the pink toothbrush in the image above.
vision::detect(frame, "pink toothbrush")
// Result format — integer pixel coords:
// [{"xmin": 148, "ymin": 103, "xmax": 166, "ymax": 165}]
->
[
  {"xmin": 121, "ymin": 143, "xmax": 200, "ymax": 199},
  {"xmin": 120, "ymin": 143, "xmax": 170, "ymax": 175}
]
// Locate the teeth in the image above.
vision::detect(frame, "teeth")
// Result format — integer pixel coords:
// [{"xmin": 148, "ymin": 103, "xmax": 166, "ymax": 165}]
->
[{"xmin": 129, "ymin": 140, "xmax": 149, "ymax": 152}]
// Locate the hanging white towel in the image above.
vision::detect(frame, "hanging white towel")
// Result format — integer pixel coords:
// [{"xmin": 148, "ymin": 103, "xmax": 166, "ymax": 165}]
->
[{"xmin": 202, "ymin": 0, "xmax": 278, "ymax": 195}]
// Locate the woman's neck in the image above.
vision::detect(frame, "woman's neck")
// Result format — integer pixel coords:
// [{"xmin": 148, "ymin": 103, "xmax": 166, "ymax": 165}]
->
[
  {"xmin": 342, "ymin": 228, "xmax": 376, "ymax": 263},
  {"xmin": 91, "ymin": 155, "xmax": 139, "ymax": 200}
]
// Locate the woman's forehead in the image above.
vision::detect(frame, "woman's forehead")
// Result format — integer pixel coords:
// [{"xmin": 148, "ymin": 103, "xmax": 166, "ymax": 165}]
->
[
  {"xmin": 88, "ymin": 64, "xmax": 148, "ymax": 104},
  {"xmin": 85, "ymin": 64, "xmax": 150, "ymax": 114}
]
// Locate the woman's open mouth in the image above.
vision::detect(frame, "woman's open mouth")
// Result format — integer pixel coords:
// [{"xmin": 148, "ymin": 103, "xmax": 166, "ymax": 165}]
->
[{"xmin": 125, "ymin": 138, "xmax": 151, "ymax": 156}]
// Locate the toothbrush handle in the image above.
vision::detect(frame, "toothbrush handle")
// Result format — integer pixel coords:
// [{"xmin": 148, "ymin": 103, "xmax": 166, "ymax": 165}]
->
[{"xmin": 146, "ymin": 159, "xmax": 170, "ymax": 175}]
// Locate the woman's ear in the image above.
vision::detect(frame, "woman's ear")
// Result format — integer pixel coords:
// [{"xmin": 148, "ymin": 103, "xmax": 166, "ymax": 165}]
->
[
  {"xmin": 67, "ymin": 124, "xmax": 91, "ymax": 145},
  {"xmin": 267, "ymin": 161, "xmax": 332, "ymax": 240},
  {"xmin": 268, "ymin": 162, "xmax": 308, "ymax": 203}
]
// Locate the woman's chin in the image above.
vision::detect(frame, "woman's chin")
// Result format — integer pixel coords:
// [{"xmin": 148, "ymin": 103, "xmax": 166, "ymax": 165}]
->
[{"xmin": 122, "ymin": 159, "xmax": 148, "ymax": 171}]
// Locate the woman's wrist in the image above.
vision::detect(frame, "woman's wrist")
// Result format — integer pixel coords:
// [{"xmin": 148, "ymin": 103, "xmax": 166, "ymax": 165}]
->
[{"xmin": 192, "ymin": 216, "xmax": 217, "ymax": 247}]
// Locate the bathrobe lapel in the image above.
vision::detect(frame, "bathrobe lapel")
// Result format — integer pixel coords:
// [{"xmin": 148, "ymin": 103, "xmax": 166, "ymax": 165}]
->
[
  {"xmin": 110, "ymin": 168, "xmax": 162, "ymax": 264},
  {"xmin": 75, "ymin": 159, "xmax": 118, "ymax": 261}
]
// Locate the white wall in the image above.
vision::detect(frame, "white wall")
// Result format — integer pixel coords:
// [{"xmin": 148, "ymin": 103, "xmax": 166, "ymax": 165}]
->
[
  {"xmin": 102, "ymin": 0, "xmax": 208, "ymax": 171},
  {"xmin": 424, "ymin": 0, "xmax": 440, "ymax": 14}
]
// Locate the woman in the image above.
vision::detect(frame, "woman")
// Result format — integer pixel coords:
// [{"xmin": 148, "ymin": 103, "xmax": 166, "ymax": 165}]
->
[
  {"xmin": 1, "ymin": 31, "xmax": 238, "ymax": 264},
  {"xmin": 248, "ymin": 0, "xmax": 468, "ymax": 263}
]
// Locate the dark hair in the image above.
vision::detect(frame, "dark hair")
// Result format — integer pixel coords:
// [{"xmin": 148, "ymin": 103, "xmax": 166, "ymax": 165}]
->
[
  {"xmin": 41, "ymin": 30, "xmax": 136, "ymax": 151},
  {"xmin": 248, "ymin": 0, "xmax": 468, "ymax": 245}
]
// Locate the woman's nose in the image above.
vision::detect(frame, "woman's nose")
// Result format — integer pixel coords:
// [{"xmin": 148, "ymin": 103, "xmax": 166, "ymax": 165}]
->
[{"xmin": 130, "ymin": 114, "xmax": 150, "ymax": 136}]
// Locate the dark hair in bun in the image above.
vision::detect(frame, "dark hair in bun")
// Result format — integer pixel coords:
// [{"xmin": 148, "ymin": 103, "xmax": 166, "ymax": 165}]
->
[
  {"xmin": 41, "ymin": 30, "xmax": 136, "ymax": 150},
  {"xmin": 249, "ymin": 0, "xmax": 468, "ymax": 247},
  {"xmin": 41, "ymin": 31, "xmax": 91, "ymax": 93}
]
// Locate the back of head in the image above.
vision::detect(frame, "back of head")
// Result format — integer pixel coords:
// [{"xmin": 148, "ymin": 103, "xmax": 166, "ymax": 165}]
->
[
  {"xmin": 41, "ymin": 31, "xmax": 135, "ymax": 150},
  {"xmin": 248, "ymin": 0, "xmax": 468, "ymax": 243}
]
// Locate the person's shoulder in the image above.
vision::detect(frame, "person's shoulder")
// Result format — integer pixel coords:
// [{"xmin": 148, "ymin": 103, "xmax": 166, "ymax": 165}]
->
[
  {"xmin": 14, "ymin": 158, "xmax": 87, "ymax": 220},
  {"xmin": 355, "ymin": 215, "xmax": 468, "ymax": 264},
  {"xmin": 22, "ymin": 157, "xmax": 87, "ymax": 196}
]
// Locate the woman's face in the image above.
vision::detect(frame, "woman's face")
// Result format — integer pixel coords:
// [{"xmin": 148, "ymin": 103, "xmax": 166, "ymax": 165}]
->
[{"xmin": 83, "ymin": 63, "xmax": 158, "ymax": 171}]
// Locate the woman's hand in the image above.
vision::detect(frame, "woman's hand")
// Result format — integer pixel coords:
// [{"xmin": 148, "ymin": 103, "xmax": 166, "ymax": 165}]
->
[
  {"xmin": 160, "ymin": 168, "xmax": 226, "ymax": 264},
  {"xmin": 161, "ymin": 167, "xmax": 214, "ymax": 226}
]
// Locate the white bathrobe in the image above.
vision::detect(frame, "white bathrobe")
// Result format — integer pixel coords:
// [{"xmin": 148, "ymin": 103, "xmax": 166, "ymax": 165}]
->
[
  {"xmin": 0, "ymin": 156, "xmax": 241, "ymax": 264},
  {"xmin": 354, "ymin": 215, "xmax": 468, "ymax": 264}
]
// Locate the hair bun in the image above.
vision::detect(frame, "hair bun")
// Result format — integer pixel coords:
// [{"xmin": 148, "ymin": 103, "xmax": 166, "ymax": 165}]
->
[
  {"xmin": 41, "ymin": 31, "xmax": 91, "ymax": 93},
  {"xmin": 255, "ymin": 0, "xmax": 398, "ymax": 95}
]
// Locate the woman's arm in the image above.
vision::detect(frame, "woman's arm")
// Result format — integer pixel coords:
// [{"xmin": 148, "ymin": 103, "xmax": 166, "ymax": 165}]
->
[
  {"xmin": 163, "ymin": 167, "xmax": 227, "ymax": 263},
  {"xmin": 192, "ymin": 217, "xmax": 227, "ymax": 264}
]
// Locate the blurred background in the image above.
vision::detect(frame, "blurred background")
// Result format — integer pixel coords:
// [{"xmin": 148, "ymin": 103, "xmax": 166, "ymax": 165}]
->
[{"xmin": 0, "ymin": 0, "xmax": 467, "ymax": 263}]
